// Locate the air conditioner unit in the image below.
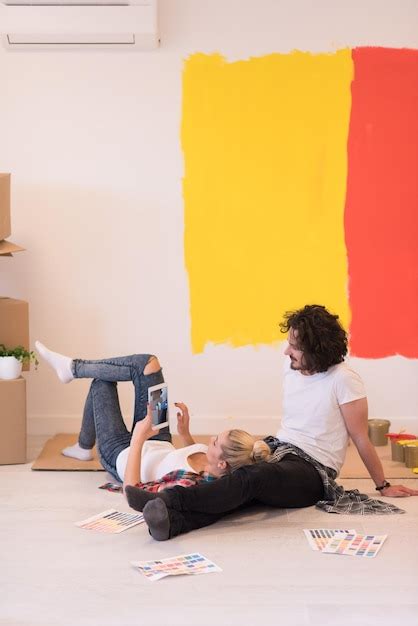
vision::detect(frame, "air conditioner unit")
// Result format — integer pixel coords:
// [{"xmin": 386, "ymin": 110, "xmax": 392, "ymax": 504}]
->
[{"xmin": 0, "ymin": 0, "xmax": 159, "ymax": 50}]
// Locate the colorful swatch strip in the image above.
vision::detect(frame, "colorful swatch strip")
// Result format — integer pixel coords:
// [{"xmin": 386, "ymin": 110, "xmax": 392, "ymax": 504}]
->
[
  {"xmin": 131, "ymin": 553, "xmax": 222, "ymax": 581},
  {"xmin": 304, "ymin": 529, "xmax": 387, "ymax": 558},
  {"xmin": 321, "ymin": 532, "xmax": 387, "ymax": 558},
  {"xmin": 182, "ymin": 47, "xmax": 418, "ymax": 357},
  {"xmin": 303, "ymin": 528, "xmax": 356, "ymax": 552},
  {"xmin": 75, "ymin": 509, "xmax": 144, "ymax": 533}
]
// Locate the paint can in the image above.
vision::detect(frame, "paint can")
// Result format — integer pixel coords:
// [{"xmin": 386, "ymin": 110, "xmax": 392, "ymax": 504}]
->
[
  {"xmin": 386, "ymin": 433, "xmax": 417, "ymax": 462},
  {"xmin": 368, "ymin": 419, "xmax": 391, "ymax": 446},
  {"xmin": 404, "ymin": 443, "xmax": 418, "ymax": 468},
  {"xmin": 394, "ymin": 439, "xmax": 418, "ymax": 463}
]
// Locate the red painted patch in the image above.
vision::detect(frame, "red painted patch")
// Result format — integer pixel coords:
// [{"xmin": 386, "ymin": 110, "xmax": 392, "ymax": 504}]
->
[{"xmin": 345, "ymin": 47, "xmax": 418, "ymax": 358}]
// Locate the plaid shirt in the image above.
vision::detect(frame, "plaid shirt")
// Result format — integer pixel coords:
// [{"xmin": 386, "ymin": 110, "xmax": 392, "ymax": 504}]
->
[
  {"xmin": 264, "ymin": 437, "xmax": 405, "ymax": 515},
  {"xmin": 136, "ymin": 469, "xmax": 216, "ymax": 493}
]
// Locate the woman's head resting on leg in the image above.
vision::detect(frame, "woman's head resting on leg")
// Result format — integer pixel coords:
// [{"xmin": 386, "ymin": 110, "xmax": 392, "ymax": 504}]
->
[{"xmin": 205, "ymin": 430, "xmax": 271, "ymax": 477}]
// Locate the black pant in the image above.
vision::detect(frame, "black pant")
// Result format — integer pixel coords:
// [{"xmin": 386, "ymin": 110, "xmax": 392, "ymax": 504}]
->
[{"xmin": 164, "ymin": 454, "xmax": 325, "ymax": 538}]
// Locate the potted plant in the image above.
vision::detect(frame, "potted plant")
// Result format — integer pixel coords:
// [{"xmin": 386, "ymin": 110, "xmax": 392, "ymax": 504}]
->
[{"xmin": 0, "ymin": 344, "xmax": 38, "ymax": 380}]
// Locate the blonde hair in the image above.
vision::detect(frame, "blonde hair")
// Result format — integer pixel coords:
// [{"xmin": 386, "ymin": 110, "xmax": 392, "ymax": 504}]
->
[{"xmin": 220, "ymin": 429, "xmax": 271, "ymax": 472}]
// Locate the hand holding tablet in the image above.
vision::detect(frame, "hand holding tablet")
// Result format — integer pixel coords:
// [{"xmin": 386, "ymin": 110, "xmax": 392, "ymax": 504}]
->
[{"xmin": 148, "ymin": 383, "xmax": 169, "ymax": 430}]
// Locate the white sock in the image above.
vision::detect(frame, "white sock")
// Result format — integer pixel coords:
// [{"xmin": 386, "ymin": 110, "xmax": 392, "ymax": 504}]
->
[
  {"xmin": 35, "ymin": 340, "xmax": 74, "ymax": 383},
  {"xmin": 62, "ymin": 442, "xmax": 93, "ymax": 461}
]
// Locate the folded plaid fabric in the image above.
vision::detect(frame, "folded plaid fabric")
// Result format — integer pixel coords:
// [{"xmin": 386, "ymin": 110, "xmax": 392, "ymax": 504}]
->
[
  {"xmin": 136, "ymin": 469, "xmax": 216, "ymax": 493},
  {"xmin": 264, "ymin": 436, "xmax": 405, "ymax": 515}
]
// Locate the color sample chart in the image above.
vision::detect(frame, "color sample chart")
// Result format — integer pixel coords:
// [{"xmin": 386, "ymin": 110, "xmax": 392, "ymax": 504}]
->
[
  {"xmin": 322, "ymin": 532, "xmax": 387, "ymax": 558},
  {"xmin": 75, "ymin": 509, "xmax": 144, "ymax": 533},
  {"xmin": 131, "ymin": 553, "xmax": 222, "ymax": 582},
  {"xmin": 303, "ymin": 529, "xmax": 356, "ymax": 552}
]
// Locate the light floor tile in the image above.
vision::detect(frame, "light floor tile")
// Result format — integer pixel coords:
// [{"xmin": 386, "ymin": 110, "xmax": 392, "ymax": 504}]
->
[{"xmin": 1, "ymin": 437, "xmax": 418, "ymax": 626}]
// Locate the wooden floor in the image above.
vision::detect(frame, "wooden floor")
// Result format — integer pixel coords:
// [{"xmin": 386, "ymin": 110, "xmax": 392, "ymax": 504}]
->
[{"xmin": 1, "ymin": 436, "xmax": 418, "ymax": 626}]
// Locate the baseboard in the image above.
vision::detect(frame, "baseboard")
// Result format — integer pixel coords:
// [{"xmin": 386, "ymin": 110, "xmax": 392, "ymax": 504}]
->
[{"xmin": 27, "ymin": 414, "xmax": 418, "ymax": 437}]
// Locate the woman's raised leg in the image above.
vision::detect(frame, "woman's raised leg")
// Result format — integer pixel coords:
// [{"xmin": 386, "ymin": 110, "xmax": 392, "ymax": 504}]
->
[
  {"xmin": 88, "ymin": 379, "xmax": 132, "ymax": 481},
  {"xmin": 36, "ymin": 342, "xmax": 172, "ymax": 451},
  {"xmin": 61, "ymin": 384, "xmax": 96, "ymax": 461},
  {"xmin": 62, "ymin": 378, "xmax": 132, "ymax": 473}
]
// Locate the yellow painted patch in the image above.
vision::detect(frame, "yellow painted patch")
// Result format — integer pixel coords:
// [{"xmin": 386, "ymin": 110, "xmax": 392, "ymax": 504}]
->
[{"xmin": 182, "ymin": 51, "xmax": 353, "ymax": 353}]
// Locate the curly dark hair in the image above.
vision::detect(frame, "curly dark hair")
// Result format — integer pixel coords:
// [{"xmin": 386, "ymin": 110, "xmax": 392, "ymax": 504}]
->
[{"xmin": 279, "ymin": 304, "xmax": 348, "ymax": 373}]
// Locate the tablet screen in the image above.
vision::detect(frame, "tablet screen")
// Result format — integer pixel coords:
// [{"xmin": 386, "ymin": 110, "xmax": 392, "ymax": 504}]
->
[{"xmin": 148, "ymin": 383, "xmax": 169, "ymax": 429}]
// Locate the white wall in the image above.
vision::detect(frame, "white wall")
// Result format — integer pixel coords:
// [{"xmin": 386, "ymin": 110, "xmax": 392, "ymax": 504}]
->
[{"xmin": 1, "ymin": 0, "xmax": 417, "ymax": 435}]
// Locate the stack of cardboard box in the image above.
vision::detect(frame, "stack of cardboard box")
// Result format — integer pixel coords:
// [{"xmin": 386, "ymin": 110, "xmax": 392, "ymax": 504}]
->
[{"xmin": 0, "ymin": 173, "xmax": 28, "ymax": 464}]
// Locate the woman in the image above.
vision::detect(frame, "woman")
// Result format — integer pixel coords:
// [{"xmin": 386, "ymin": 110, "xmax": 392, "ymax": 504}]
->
[{"xmin": 35, "ymin": 341, "xmax": 271, "ymax": 496}]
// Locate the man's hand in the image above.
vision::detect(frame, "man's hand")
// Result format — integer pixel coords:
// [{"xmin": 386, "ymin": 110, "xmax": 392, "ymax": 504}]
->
[
  {"xmin": 380, "ymin": 484, "xmax": 418, "ymax": 498},
  {"xmin": 175, "ymin": 402, "xmax": 191, "ymax": 437},
  {"xmin": 340, "ymin": 399, "xmax": 418, "ymax": 497},
  {"xmin": 132, "ymin": 405, "xmax": 155, "ymax": 442}
]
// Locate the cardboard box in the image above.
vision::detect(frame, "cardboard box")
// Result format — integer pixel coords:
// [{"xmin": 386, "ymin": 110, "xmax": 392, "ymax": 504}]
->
[
  {"xmin": 0, "ymin": 240, "xmax": 25, "ymax": 257},
  {"xmin": 0, "ymin": 173, "xmax": 25, "ymax": 256},
  {"xmin": 0, "ymin": 377, "xmax": 26, "ymax": 464},
  {"xmin": 0, "ymin": 298, "xmax": 30, "ymax": 371},
  {"xmin": 0, "ymin": 173, "xmax": 11, "ymax": 241}
]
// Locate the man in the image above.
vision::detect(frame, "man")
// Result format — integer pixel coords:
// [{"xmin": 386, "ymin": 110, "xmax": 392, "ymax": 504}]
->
[{"xmin": 125, "ymin": 304, "xmax": 418, "ymax": 540}]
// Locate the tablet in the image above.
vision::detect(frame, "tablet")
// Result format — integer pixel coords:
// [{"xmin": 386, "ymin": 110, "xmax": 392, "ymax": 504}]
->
[{"xmin": 147, "ymin": 383, "xmax": 169, "ymax": 430}]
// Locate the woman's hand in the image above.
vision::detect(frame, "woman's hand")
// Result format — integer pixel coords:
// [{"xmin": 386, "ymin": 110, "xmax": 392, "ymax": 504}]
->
[
  {"xmin": 132, "ymin": 405, "xmax": 155, "ymax": 443},
  {"xmin": 175, "ymin": 402, "xmax": 191, "ymax": 437}
]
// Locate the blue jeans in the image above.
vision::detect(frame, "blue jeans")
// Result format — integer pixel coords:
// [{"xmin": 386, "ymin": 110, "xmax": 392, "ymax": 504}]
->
[{"xmin": 73, "ymin": 354, "xmax": 171, "ymax": 481}]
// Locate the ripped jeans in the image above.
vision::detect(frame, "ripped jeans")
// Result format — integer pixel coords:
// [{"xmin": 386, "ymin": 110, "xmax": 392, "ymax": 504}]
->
[{"xmin": 72, "ymin": 354, "xmax": 171, "ymax": 481}]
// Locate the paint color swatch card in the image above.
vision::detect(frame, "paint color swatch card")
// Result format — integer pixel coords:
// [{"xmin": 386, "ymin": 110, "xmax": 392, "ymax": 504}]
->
[
  {"xmin": 322, "ymin": 532, "xmax": 387, "ymax": 558},
  {"xmin": 75, "ymin": 509, "xmax": 144, "ymax": 533},
  {"xmin": 131, "ymin": 553, "xmax": 222, "ymax": 582},
  {"xmin": 304, "ymin": 529, "xmax": 357, "ymax": 552}
]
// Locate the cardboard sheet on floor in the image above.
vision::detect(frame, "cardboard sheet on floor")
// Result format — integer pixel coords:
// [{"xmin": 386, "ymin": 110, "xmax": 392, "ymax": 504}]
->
[
  {"xmin": 31, "ymin": 433, "xmax": 210, "ymax": 472},
  {"xmin": 31, "ymin": 434, "xmax": 104, "ymax": 471},
  {"xmin": 31, "ymin": 434, "xmax": 416, "ymax": 478},
  {"xmin": 183, "ymin": 438, "xmax": 415, "ymax": 479}
]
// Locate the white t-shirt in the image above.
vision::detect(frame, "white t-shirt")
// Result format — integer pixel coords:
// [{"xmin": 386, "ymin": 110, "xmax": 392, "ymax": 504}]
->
[
  {"xmin": 276, "ymin": 360, "xmax": 366, "ymax": 473},
  {"xmin": 116, "ymin": 440, "xmax": 208, "ymax": 483}
]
